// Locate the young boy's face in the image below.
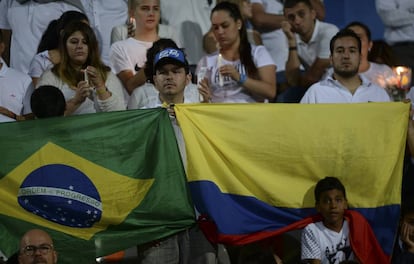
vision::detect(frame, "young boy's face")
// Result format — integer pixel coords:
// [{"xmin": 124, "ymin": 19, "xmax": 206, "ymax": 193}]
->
[{"xmin": 316, "ymin": 189, "xmax": 348, "ymax": 230}]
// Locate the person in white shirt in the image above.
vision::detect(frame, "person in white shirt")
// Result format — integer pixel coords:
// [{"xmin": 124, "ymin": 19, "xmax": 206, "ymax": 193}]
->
[
  {"xmin": 197, "ymin": 1, "xmax": 276, "ymax": 103},
  {"xmin": 376, "ymin": 0, "xmax": 414, "ymax": 87},
  {"xmin": 37, "ymin": 21, "xmax": 125, "ymax": 115},
  {"xmin": 301, "ymin": 29, "xmax": 390, "ymax": 104},
  {"xmin": 0, "ymin": 30, "xmax": 33, "ymax": 122},
  {"xmin": 29, "ymin": 11, "xmax": 90, "ymax": 87},
  {"xmin": 279, "ymin": 0, "xmax": 338, "ymax": 102},
  {"xmin": 128, "ymin": 38, "xmax": 201, "ymax": 110},
  {"xmin": 250, "ymin": 0, "xmax": 325, "ymax": 73},
  {"xmin": 0, "ymin": 0, "xmax": 82, "ymax": 74},
  {"xmin": 302, "ymin": 177, "xmax": 357, "ymax": 264},
  {"xmin": 110, "ymin": 0, "xmax": 179, "ymax": 103},
  {"xmin": 323, "ymin": 21, "xmax": 395, "ymax": 91}
]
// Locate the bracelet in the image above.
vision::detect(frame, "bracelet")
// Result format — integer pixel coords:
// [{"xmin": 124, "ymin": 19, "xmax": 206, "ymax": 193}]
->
[
  {"xmin": 289, "ymin": 46, "xmax": 297, "ymax": 51},
  {"xmin": 238, "ymin": 73, "xmax": 247, "ymax": 85},
  {"xmin": 96, "ymin": 87, "xmax": 109, "ymax": 95}
]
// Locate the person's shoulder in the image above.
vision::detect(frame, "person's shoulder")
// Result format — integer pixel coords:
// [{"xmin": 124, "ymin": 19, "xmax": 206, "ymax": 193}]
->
[
  {"xmin": 3, "ymin": 66, "xmax": 32, "ymax": 82},
  {"xmin": 304, "ymin": 221, "xmax": 325, "ymax": 232},
  {"xmin": 369, "ymin": 62, "xmax": 393, "ymax": 72},
  {"xmin": 318, "ymin": 20, "xmax": 339, "ymax": 30},
  {"xmin": 317, "ymin": 20, "xmax": 339, "ymax": 35}
]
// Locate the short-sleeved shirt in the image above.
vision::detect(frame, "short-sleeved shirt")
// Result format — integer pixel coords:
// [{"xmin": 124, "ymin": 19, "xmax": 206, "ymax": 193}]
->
[
  {"xmin": 302, "ymin": 220, "xmax": 356, "ymax": 264},
  {"xmin": 197, "ymin": 45, "xmax": 275, "ymax": 103},
  {"xmin": 296, "ymin": 20, "xmax": 339, "ymax": 69},
  {"xmin": 0, "ymin": 59, "xmax": 33, "ymax": 120}
]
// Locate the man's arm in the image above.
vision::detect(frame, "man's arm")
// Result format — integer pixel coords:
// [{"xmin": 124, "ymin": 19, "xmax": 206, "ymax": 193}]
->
[
  {"xmin": 297, "ymin": 58, "xmax": 330, "ymax": 88},
  {"xmin": 250, "ymin": 3, "xmax": 286, "ymax": 32},
  {"xmin": 117, "ymin": 69, "xmax": 147, "ymax": 95},
  {"xmin": 376, "ymin": 0, "xmax": 414, "ymax": 27}
]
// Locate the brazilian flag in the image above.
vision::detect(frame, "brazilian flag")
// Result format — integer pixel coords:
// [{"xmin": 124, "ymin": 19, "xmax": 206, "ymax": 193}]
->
[{"xmin": 0, "ymin": 109, "xmax": 195, "ymax": 263}]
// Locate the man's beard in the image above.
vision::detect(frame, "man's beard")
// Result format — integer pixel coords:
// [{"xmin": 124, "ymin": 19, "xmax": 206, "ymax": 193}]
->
[{"xmin": 334, "ymin": 67, "xmax": 359, "ymax": 78}]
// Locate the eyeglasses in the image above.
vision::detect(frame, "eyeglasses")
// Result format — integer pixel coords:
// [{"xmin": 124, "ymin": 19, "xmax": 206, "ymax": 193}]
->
[{"xmin": 21, "ymin": 244, "xmax": 53, "ymax": 256}]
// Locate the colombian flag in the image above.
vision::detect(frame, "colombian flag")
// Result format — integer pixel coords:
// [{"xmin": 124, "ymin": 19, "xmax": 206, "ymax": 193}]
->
[
  {"xmin": 0, "ymin": 109, "xmax": 195, "ymax": 263},
  {"xmin": 175, "ymin": 102, "xmax": 409, "ymax": 259}
]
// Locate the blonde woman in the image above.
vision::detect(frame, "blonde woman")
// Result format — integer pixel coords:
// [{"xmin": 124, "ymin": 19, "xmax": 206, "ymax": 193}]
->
[{"xmin": 109, "ymin": 0, "xmax": 179, "ymax": 97}]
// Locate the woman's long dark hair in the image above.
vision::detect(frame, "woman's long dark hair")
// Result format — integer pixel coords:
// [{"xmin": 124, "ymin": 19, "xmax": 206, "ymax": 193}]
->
[
  {"xmin": 52, "ymin": 21, "xmax": 110, "ymax": 87},
  {"xmin": 37, "ymin": 11, "xmax": 89, "ymax": 53},
  {"xmin": 211, "ymin": 1, "xmax": 258, "ymax": 78}
]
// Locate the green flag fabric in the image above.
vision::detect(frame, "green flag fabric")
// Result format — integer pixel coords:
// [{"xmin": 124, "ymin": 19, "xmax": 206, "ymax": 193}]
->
[{"xmin": 0, "ymin": 109, "xmax": 195, "ymax": 263}]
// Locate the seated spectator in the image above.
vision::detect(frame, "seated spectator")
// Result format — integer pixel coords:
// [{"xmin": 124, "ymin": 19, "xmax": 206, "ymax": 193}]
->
[
  {"xmin": 203, "ymin": 0, "xmax": 262, "ymax": 55},
  {"xmin": 31, "ymin": 85, "xmax": 66, "ymax": 118},
  {"xmin": 197, "ymin": 1, "xmax": 276, "ymax": 103},
  {"xmin": 279, "ymin": 0, "xmax": 338, "ymax": 103},
  {"xmin": 300, "ymin": 29, "xmax": 390, "ymax": 104},
  {"xmin": 110, "ymin": 0, "xmax": 179, "ymax": 98},
  {"xmin": 322, "ymin": 22, "xmax": 394, "ymax": 90},
  {"xmin": 0, "ymin": 30, "xmax": 33, "ymax": 122},
  {"xmin": 29, "ymin": 11, "xmax": 89, "ymax": 87},
  {"xmin": 18, "ymin": 229, "xmax": 57, "ymax": 264},
  {"xmin": 250, "ymin": 0, "xmax": 325, "ymax": 75},
  {"xmin": 37, "ymin": 21, "xmax": 125, "ymax": 116},
  {"xmin": 128, "ymin": 38, "xmax": 201, "ymax": 110}
]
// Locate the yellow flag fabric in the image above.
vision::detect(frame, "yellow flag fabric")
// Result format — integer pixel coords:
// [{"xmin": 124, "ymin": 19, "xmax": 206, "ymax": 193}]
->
[{"xmin": 175, "ymin": 102, "xmax": 409, "ymax": 254}]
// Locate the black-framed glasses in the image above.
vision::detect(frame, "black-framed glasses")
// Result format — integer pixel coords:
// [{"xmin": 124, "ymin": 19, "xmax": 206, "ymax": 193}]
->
[{"xmin": 21, "ymin": 244, "xmax": 53, "ymax": 256}]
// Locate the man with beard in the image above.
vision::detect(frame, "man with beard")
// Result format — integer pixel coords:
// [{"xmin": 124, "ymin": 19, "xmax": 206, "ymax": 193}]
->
[
  {"xmin": 300, "ymin": 29, "xmax": 390, "ymax": 103},
  {"xmin": 18, "ymin": 229, "xmax": 57, "ymax": 264},
  {"xmin": 278, "ymin": 0, "xmax": 338, "ymax": 102}
]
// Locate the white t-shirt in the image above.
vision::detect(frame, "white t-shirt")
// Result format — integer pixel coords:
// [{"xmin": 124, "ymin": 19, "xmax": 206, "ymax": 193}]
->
[
  {"xmin": 0, "ymin": 0, "xmax": 80, "ymax": 74},
  {"xmin": 28, "ymin": 50, "xmax": 53, "ymax": 79},
  {"xmin": 37, "ymin": 69, "xmax": 126, "ymax": 115},
  {"xmin": 0, "ymin": 59, "xmax": 33, "ymax": 120},
  {"xmin": 296, "ymin": 20, "xmax": 339, "ymax": 69},
  {"xmin": 300, "ymin": 74, "xmax": 391, "ymax": 103},
  {"xmin": 301, "ymin": 220, "xmax": 356, "ymax": 264},
  {"xmin": 110, "ymin": 23, "xmax": 179, "ymax": 46},
  {"xmin": 197, "ymin": 45, "xmax": 275, "ymax": 103}
]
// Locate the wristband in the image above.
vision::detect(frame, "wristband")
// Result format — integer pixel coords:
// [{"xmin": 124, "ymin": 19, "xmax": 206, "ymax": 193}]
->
[
  {"xmin": 96, "ymin": 87, "xmax": 109, "ymax": 95},
  {"xmin": 289, "ymin": 46, "xmax": 297, "ymax": 51},
  {"xmin": 238, "ymin": 73, "xmax": 247, "ymax": 85}
]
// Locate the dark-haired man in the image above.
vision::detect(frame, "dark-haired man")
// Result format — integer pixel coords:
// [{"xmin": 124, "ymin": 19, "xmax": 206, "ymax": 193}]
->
[
  {"xmin": 300, "ymin": 29, "xmax": 390, "ymax": 103},
  {"xmin": 279, "ymin": 0, "xmax": 338, "ymax": 102}
]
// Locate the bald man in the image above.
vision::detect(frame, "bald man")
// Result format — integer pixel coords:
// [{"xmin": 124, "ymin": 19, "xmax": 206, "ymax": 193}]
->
[{"xmin": 18, "ymin": 229, "xmax": 57, "ymax": 264}]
